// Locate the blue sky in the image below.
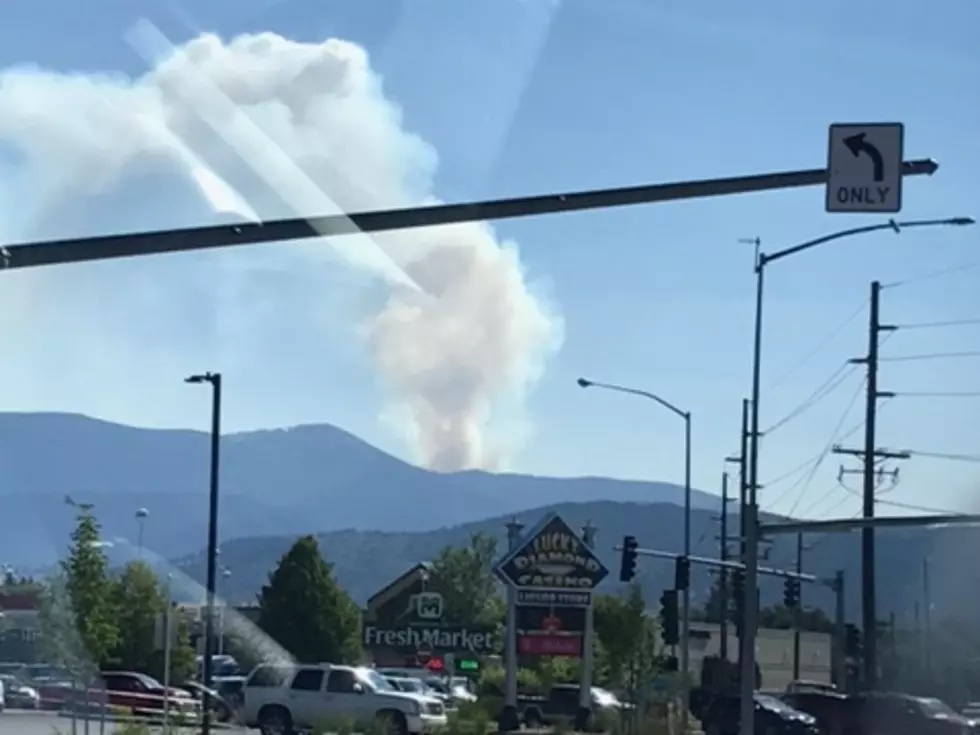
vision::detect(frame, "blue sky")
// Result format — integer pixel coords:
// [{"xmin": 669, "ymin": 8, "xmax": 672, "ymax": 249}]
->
[{"xmin": 0, "ymin": 0, "xmax": 977, "ymax": 520}]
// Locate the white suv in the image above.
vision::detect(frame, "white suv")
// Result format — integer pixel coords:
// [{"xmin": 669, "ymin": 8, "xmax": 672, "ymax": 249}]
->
[{"xmin": 242, "ymin": 663, "xmax": 448, "ymax": 735}]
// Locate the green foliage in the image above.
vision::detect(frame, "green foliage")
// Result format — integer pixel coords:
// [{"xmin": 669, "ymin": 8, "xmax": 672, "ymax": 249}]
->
[
  {"xmin": 536, "ymin": 656, "xmax": 580, "ymax": 691},
  {"xmin": 257, "ymin": 534, "xmax": 361, "ymax": 663},
  {"xmin": 110, "ymin": 561, "xmax": 165, "ymax": 672},
  {"xmin": 39, "ymin": 506, "xmax": 119, "ymax": 676},
  {"xmin": 594, "ymin": 583, "xmax": 658, "ymax": 691},
  {"xmin": 429, "ymin": 533, "xmax": 504, "ymax": 626}
]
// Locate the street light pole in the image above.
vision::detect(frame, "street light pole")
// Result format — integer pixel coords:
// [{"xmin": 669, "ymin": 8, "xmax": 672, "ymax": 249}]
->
[
  {"xmin": 740, "ymin": 216, "xmax": 973, "ymax": 733},
  {"xmin": 576, "ymin": 377, "xmax": 692, "ymax": 733},
  {"xmin": 185, "ymin": 371, "xmax": 222, "ymax": 735}
]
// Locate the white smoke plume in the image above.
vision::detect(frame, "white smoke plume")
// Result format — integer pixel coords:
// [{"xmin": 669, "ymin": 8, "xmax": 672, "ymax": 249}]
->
[{"xmin": 0, "ymin": 31, "xmax": 563, "ymax": 470}]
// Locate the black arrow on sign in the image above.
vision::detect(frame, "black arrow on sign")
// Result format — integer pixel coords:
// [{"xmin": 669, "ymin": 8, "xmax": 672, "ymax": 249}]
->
[{"xmin": 843, "ymin": 132, "xmax": 885, "ymax": 182}]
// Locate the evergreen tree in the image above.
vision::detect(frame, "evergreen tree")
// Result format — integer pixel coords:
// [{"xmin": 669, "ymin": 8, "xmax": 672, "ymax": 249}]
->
[
  {"xmin": 42, "ymin": 505, "xmax": 119, "ymax": 674},
  {"xmin": 257, "ymin": 535, "xmax": 361, "ymax": 664}
]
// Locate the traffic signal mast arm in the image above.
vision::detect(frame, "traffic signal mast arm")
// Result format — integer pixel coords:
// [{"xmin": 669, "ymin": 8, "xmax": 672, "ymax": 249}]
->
[{"xmin": 613, "ymin": 542, "xmax": 821, "ymax": 584}]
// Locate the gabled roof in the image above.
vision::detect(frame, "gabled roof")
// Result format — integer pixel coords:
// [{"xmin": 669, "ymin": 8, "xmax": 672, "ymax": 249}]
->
[{"xmin": 365, "ymin": 561, "xmax": 433, "ymax": 612}]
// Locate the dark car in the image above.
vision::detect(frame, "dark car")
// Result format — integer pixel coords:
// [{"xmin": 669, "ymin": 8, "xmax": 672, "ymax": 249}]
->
[
  {"xmin": 782, "ymin": 690, "xmax": 857, "ymax": 735},
  {"xmin": 518, "ymin": 684, "xmax": 627, "ymax": 731},
  {"xmin": 784, "ymin": 690, "xmax": 976, "ymax": 735},
  {"xmin": 699, "ymin": 693, "xmax": 820, "ymax": 735},
  {"xmin": 855, "ymin": 693, "xmax": 976, "ymax": 735}
]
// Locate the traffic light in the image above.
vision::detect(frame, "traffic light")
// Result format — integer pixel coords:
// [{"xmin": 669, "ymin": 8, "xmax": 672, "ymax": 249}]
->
[
  {"xmin": 660, "ymin": 589, "xmax": 679, "ymax": 645},
  {"xmin": 674, "ymin": 556, "xmax": 690, "ymax": 591},
  {"xmin": 619, "ymin": 535, "xmax": 638, "ymax": 582},
  {"xmin": 845, "ymin": 623, "xmax": 863, "ymax": 659},
  {"xmin": 730, "ymin": 569, "xmax": 745, "ymax": 633},
  {"xmin": 783, "ymin": 578, "xmax": 800, "ymax": 608}
]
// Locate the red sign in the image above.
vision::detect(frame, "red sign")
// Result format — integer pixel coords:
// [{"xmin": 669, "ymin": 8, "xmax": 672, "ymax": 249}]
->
[
  {"xmin": 542, "ymin": 614, "xmax": 561, "ymax": 632},
  {"xmin": 425, "ymin": 656, "xmax": 445, "ymax": 671},
  {"xmin": 518, "ymin": 634, "xmax": 582, "ymax": 657}
]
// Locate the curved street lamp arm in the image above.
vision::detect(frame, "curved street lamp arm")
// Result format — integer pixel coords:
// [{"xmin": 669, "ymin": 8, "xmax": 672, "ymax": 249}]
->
[
  {"xmin": 577, "ymin": 378, "xmax": 688, "ymax": 420},
  {"xmin": 761, "ymin": 217, "xmax": 974, "ymax": 268}
]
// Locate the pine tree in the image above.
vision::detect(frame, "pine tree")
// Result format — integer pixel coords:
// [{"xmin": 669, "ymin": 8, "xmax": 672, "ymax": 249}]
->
[
  {"xmin": 40, "ymin": 506, "xmax": 119, "ymax": 677},
  {"xmin": 257, "ymin": 535, "xmax": 361, "ymax": 664}
]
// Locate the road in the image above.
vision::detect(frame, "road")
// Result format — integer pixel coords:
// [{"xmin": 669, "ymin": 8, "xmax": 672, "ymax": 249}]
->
[{"xmin": 0, "ymin": 709, "xmax": 255, "ymax": 734}]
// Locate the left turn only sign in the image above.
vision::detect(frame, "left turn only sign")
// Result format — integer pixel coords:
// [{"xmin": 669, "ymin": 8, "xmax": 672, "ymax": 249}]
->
[{"xmin": 826, "ymin": 122, "xmax": 904, "ymax": 214}]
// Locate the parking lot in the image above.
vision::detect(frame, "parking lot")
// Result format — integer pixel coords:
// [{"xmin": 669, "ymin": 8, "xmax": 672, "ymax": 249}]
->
[{"xmin": 0, "ymin": 709, "xmax": 255, "ymax": 734}]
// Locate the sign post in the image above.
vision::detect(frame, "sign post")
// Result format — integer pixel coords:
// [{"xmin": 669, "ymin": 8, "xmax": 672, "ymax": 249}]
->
[
  {"xmin": 494, "ymin": 514, "xmax": 609, "ymax": 732},
  {"xmin": 826, "ymin": 123, "xmax": 904, "ymax": 213}
]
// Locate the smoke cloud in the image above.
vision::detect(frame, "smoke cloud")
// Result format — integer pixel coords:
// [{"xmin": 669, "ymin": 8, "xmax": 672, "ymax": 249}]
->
[{"xmin": 0, "ymin": 31, "xmax": 563, "ymax": 470}]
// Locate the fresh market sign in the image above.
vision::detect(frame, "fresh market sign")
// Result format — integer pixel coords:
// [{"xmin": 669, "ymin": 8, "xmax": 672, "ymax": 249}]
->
[{"xmin": 363, "ymin": 624, "xmax": 497, "ymax": 654}]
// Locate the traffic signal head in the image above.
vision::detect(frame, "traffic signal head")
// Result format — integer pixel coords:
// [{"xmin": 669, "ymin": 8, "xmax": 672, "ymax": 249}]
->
[
  {"xmin": 674, "ymin": 556, "xmax": 691, "ymax": 591},
  {"xmin": 783, "ymin": 578, "xmax": 800, "ymax": 608},
  {"xmin": 619, "ymin": 535, "xmax": 638, "ymax": 582},
  {"xmin": 660, "ymin": 589, "xmax": 679, "ymax": 645}
]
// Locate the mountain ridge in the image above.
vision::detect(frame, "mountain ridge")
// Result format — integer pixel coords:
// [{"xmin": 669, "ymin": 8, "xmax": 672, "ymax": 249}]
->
[{"xmin": 0, "ymin": 412, "xmax": 717, "ymax": 567}]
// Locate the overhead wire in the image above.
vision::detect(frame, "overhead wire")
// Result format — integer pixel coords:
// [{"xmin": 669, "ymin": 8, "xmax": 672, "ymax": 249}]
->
[
  {"xmin": 759, "ymin": 449, "xmax": 829, "ymax": 488},
  {"xmin": 893, "ymin": 391, "xmax": 980, "ymax": 398},
  {"xmin": 764, "ymin": 299, "xmax": 866, "ymax": 392},
  {"xmin": 764, "ymin": 376, "xmax": 868, "ymax": 517},
  {"xmin": 761, "ymin": 363, "xmax": 859, "ymax": 436},
  {"xmin": 882, "ymin": 259, "xmax": 980, "ymax": 289}
]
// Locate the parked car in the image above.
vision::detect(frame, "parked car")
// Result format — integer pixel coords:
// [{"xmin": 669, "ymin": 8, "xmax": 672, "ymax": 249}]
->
[
  {"xmin": 518, "ymin": 683, "xmax": 628, "ymax": 731},
  {"xmin": 242, "ymin": 662, "xmax": 447, "ymax": 735},
  {"xmin": 96, "ymin": 671, "xmax": 199, "ymax": 718},
  {"xmin": 0, "ymin": 674, "xmax": 40, "ymax": 708}
]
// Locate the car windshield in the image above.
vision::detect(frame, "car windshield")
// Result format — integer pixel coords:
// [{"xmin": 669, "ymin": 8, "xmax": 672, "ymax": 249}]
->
[
  {"xmin": 425, "ymin": 679, "xmax": 449, "ymax": 694},
  {"xmin": 359, "ymin": 668, "xmax": 396, "ymax": 693},
  {"xmin": 394, "ymin": 678, "xmax": 424, "ymax": 692},
  {"xmin": 756, "ymin": 695, "xmax": 797, "ymax": 714}
]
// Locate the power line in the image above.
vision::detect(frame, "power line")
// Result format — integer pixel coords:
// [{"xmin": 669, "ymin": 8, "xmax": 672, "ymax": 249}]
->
[
  {"xmin": 879, "ymin": 350, "xmax": 980, "ymax": 362},
  {"xmin": 771, "ymin": 377, "xmax": 868, "ymax": 517},
  {"xmin": 760, "ymin": 450, "xmax": 828, "ymax": 488},
  {"xmin": 762, "ymin": 363, "xmax": 859, "ymax": 436},
  {"xmin": 790, "ymin": 397, "xmax": 894, "ymax": 519},
  {"xmin": 765, "ymin": 300, "xmax": 866, "ymax": 392},
  {"xmin": 894, "ymin": 318, "xmax": 980, "ymax": 330},
  {"xmin": 894, "ymin": 391, "xmax": 980, "ymax": 398},
  {"xmin": 882, "ymin": 259, "xmax": 980, "ymax": 289}
]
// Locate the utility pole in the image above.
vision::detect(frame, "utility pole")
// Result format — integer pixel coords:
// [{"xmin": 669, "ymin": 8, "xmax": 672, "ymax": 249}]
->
[
  {"xmin": 922, "ymin": 557, "xmax": 932, "ymax": 679},
  {"xmin": 831, "ymin": 280, "xmax": 907, "ymax": 690},
  {"xmin": 738, "ymin": 399, "xmax": 749, "ymax": 560},
  {"xmin": 719, "ymin": 472, "xmax": 730, "ymax": 660},
  {"xmin": 792, "ymin": 533, "xmax": 804, "ymax": 680},
  {"xmin": 833, "ymin": 571, "xmax": 846, "ymax": 688},
  {"xmin": 723, "ymin": 399, "xmax": 749, "ymax": 666}
]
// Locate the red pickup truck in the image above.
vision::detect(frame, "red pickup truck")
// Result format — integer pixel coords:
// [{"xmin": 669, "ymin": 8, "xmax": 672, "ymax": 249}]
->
[{"xmin": 96, "ymin": 671, "xmax": 199, "ymax": 717}]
